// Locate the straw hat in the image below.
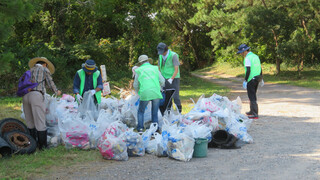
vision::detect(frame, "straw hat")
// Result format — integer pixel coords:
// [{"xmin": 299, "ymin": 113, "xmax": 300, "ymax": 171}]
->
[{"xmin": 28, "ymin": 57, "xmax": 55, "ymax": 74}]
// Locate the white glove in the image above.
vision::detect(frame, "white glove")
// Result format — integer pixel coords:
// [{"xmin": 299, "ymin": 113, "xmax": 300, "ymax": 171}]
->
[
  {"xmin": 242, "ymin": 81, "xmax": 247, "ymax": 89},
  {"xmin": 76, "ymin": 94, "xmax": 83, "ymax": 102},
  {"xmin": 167, "ymin": 78, "xmax": 173, "ymax": 84},
  {"xmin": 89, "ymin": 89, "xmax": 96, "ymax": 95},
  {"xmin": 260, "ymin": 79, "xmax": 264, "ymax": 87}
]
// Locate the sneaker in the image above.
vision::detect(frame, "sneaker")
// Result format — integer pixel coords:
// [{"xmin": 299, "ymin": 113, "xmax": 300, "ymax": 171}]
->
[
  {"xmin": 138, "ymin": 129, "xmax": 144, "ymax": 135},
  {"xmin": 246, "ymin": 111, "xmax": 253, "ymax": 115},
  {"xmin": 248, "ymin": 115, "xmax": 259, "ymax": 119}
]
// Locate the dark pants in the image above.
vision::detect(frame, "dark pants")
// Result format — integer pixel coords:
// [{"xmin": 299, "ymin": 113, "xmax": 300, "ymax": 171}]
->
[
  {"xmin": 165, "ymin": 78, "xmax": 182, "ymax": 113},
  {"xmin": 247, "ymin": 79, "xmax": 259, "ymax": 116}
]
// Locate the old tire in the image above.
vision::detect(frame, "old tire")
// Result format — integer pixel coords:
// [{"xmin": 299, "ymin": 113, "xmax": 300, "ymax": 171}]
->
[
  {"xmin": 0, "ymin": 137, "xmax": 12, "ymax": 157},
  {"xmin": 3, "ymin": 131, "xmax": 36, "ymax": 154},
  {"xmin": 0, "ymin": 118, "xmax": 29, "ymax": 137}
]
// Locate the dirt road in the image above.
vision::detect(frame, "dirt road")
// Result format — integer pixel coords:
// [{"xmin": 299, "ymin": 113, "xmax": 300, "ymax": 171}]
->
[{"xmin": 47, "ymin": 73, "xmax": 320, "ymax": 180}]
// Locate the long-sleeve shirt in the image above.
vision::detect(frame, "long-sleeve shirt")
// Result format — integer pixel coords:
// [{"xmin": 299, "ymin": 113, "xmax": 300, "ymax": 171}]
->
[
  {"xmin": 31, "ymin": 64, "xmax": 58, "ymax": 94},
  {"xmin": 73, "ymin": 71, "xmax": 103, "ymax": 95}
]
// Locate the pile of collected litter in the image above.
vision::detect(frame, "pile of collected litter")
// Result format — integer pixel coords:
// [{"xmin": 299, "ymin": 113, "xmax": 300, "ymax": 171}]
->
[{"xmin": 18, "ymin": 91, "xmax": 253, "ymax": 161}]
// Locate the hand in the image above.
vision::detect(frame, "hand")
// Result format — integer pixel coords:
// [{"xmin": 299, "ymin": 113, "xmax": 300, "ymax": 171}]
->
[
  {"xmin": 89, "ymin": 89, "xmax": 96, "ymax": 95},
  {"xmin": 167, "ymin": 78, "xmax": 173, "ymax": 84},
  {"xmin": 242, "ymin": 81, "xmax": 247, "ymax": 89},
  {"xmin": 260, "ymin": 79, "xmax": 264, "ymax": 87},
  {"xmin": 76, "ymin": 94, "xmax": 83, "ymax": 102},
  {"xmin": 56, "ymin": 90, "xmax": 62, "ymax": 96}
]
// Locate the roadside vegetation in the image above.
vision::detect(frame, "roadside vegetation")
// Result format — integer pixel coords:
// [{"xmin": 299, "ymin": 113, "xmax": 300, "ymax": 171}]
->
[{"xmin": 195, "ymin": 62, "xmax": 320, "ymax": 90}]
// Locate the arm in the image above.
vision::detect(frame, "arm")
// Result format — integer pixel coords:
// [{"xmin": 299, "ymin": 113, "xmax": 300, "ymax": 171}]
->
[
  {"xmin": 73, "ymin": 73, "xmax": 81, "ymax": 95},
  {"xmin": 95, "ymin": 74, "xmax": 103, "ymax": 92},
  {"xmin": 245, "ymin": 67, "xmax": 250, "ymax": 81},
  {"xmin": 133, "ymin": 74, "xmax": 139, "ymax": 93},
  {"xmin": 171, "ymin": 54, "xmax": 180, "ymax": 79},
  {"xmin": 45, "ymin": 68, "xmax": 60, "ymax": 95}
]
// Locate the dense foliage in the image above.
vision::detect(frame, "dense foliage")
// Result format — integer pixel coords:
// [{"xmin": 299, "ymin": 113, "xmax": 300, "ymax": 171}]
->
[{"xmin": 1, "ymin": 0, "xmax": 319, "ymax": 95}]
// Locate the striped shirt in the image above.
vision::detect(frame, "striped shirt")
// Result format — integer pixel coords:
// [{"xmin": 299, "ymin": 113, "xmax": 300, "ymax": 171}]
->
[{"xmin": 31, "ymin": 64, "xmax": 58, "ymax": 94}]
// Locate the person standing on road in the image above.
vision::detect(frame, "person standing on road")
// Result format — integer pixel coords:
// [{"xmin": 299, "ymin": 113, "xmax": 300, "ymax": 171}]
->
[
  {"xmin": 133, "ymin": 55, "xmax": 165, "ymax": 133},
  {"xmin": 157, "ymin": 42, "xmax": 182, "ymax": 113},
  {"xmin": 237, "ymin": 44, "xmax": 263, "ymax": 119},
  {"xmin": 23, "ymin": 57, "xmax": 61, "ymax": 150},
  {"xmin": 73, "ymin": 59, "xmax": 103, "ymax": 104}
]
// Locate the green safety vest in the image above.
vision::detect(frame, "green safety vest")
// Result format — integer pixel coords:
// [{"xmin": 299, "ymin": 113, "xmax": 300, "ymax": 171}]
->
[
  {"xmin": 244, "ymin": 52, "xmax": 262, "ymax": 82},
  {"xmin": 77, "ymin": 69, "xmax": 102, "ymax": 104},
  {"xmin": 159, "ymin": 50, "xmax": 180, "ymax": 79},
  {"xmin": 135, "ymin": 63, "xmax": 163, "ymax": 101}
]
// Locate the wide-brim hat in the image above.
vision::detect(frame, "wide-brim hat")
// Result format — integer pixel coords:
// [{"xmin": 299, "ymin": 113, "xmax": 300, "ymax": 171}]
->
[
  {"xmin": 28, "ymin": 57, "xmax": 55, "ymax": 74},
  {"xmin": 136, "ymin": 55, "xmax": 153, "ymax": 65},
  {"xmin": 82, "ymin": 59, "xmax": 98, "ymax": 73},
  {"xmin": 237, "ymin": 44, "xmax": 251, "ymax": 54}
]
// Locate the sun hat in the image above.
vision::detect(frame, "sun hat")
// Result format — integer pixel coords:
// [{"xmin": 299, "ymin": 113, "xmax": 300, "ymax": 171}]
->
[
  {"xmin": 237, "ymin": 44, "xmax": 251, "ymax": 54},
  {"xmin": 157, "ymin": 42, "xmax": 167, "ymax": 55},
  {"xmin": 137, "ymin": 55, "xmax": 152, "ymax": 64},
  {"xmin": 28, "ymin": 57, "xmax": 55, "ymax": 74},
  {"xmin": 82, "ymin": 59, "xmax": 98, "ymax": 73}
]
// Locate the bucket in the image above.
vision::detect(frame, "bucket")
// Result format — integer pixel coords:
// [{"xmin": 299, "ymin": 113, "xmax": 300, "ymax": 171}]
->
[
  {"xmin": 193, "ymin": 138, "xmax": 208, "ymax": 158},
  {"xmin": 0, "ymin": 137, "xmax": 12, "ymax": 157}
]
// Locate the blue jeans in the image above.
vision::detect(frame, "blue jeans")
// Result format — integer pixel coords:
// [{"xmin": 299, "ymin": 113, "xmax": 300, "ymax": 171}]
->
[{"xmin": 137, "ymin": 99, "xmax": 160, "ymax": 130}]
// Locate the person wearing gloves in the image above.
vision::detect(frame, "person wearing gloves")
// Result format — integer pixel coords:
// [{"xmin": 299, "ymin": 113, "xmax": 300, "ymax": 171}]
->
[
  {"xmin": 237, "ymin": 44, "xmax": 263, "ymax": 119},
  {"xmin": 133, "ymin": 55, "xmax": 165, "ymax": 133},
  {"xmin": 73, "ymin": 59, "xmax": 103, "ymax": 104},
  {"xmin": 157, "ymin": 42, "xmax": 182, "ymax": 113},
  {"xmin": 23, "ymin": 57, "xmax": 61, "ymax": 150}
]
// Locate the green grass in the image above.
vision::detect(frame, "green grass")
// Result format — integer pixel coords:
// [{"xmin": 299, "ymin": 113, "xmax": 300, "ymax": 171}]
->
[
  {"xmin": 0, "ymin": 146, "xmax": 101, "ymax": 179},
  {"xmin": 0, "ymin": 75, "xmax": 230, "ymax": 178},
  {"xmin": 195, "ymin": 62, "xmax": 320, "ymax": 90}
]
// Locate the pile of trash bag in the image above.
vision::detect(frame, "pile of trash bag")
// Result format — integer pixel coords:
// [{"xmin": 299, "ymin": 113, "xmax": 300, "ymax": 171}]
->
[{"xmin": 20, "ymin": 91, "xmax": 253, "ymax": 162}]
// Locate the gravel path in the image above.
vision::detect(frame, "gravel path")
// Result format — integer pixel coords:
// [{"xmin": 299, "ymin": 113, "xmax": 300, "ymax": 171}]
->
[{"xmin": 45, "ymin": 73, "xmax": 320, "ymax": 180}]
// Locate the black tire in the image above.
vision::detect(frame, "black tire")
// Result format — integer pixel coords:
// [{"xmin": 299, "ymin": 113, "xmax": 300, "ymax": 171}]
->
[
  {"xmin": 0, "ymin": 118, "xmax": 29, "ymax": 137},
  {"xmin": 3, "ymin": 131, "xmax": 37, "ymax": 154},
  {"xmin": 0, "ymin": 137, "xmax": 12, "ymax": 157}
]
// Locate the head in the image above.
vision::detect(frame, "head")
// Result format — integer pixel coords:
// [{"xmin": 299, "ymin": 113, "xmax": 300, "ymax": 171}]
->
[
  {"xmin": 157, "ymin": 42, "xmax": 168, "ymax": 55},
  {"xmin": 237, "ymin": 44, "xmax": 251, "ymax": 57},
  {"xmin": 137, "ymin": 55, "xmax": 152, "ymax": 65},
  {"xmin": 28, "ymin": 57, "xmax": 55, "ymax": 74},
  {"xmin": 82, "ymin": 59, "xmax": 98, "ymax": 75}
]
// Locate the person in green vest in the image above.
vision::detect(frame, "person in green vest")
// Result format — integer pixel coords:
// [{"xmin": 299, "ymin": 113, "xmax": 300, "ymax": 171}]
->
[
  {"xmin": 157, "ymin": 42, "xmax": 182, "ymax": 113},
  {"xmin": 73, "ymin": 59, "xmax": 103, "ymax": 104},
  {"xmin": 133, "ymin": 55, "xmax": 165, "ymax": 132},
  {"xmin": 237, "ymin": 44, "xmax": 263, "ymax": 119}
]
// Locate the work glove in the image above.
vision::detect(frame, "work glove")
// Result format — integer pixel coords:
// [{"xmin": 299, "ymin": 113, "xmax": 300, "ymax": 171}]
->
[
  {"xmin": 167, "ymin": 78, "xmax": 173, "ymax": 84},
  {"xmin": 89, "ymin": 89, "xmax": 96, "ymax": 96},
  {"xmin": 76, "ymin": 94, "xmax": 83, "ymax": 102},
  {"xmin": 260, "ymin": 79, "xmax": 264, "ymax": 87},
  {"xmin": 242, "ymin": 81, "xmax": 247, "ymax": 90}
]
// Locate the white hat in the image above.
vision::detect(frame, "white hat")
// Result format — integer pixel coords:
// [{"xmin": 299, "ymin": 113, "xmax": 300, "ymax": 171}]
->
[{"xmin": 138, "ymin": 55, "xmax": 152, "ymax": 63}]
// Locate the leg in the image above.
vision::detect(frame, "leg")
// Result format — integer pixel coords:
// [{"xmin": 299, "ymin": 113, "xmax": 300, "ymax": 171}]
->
[
  {"xmin": 247, "ymin": 80, "xmax": 259, "ymax": 117},
  {"xmin": 171, "ymin": 78, "xmax": 182, "ymax": 113},
  {"xmin": 23, "ymin": 93, "xmax": 35, "ymax": 129},
  {"xmin": 29, "ymin": 91, "xmax": 47, "ymax": 149},
  {"xmin": 137, "ymin": 100, "xmax": 149, "ymax": 131},
  {"xmin": 151, "ymin": 99, "xmax": 160, "ymax": 125}
]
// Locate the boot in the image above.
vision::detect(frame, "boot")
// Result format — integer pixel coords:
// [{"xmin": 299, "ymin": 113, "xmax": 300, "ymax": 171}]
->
[
  {"xmin": 37, "ymin": 130, "xmax": 48, "ymax": 150},
  {"xmin": 28, "ymin": 128, "xmax": 37, "ymax": 142}
]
